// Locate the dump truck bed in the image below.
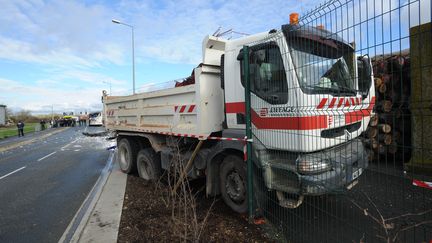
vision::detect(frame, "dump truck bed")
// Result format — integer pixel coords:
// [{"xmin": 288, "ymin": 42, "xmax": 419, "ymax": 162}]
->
[{"xmin": 103, "ymin": 64, "xmax": 224, "ymax": 137}]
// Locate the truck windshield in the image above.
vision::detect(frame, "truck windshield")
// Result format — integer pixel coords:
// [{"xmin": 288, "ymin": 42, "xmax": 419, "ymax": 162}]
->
[
  {"xmin": 282, "ymin": 24, "xmax": 357, "ymax": 96},
  {"xmin": 290, "ymin": 46, "xmax": 356, "ymax": 96}
]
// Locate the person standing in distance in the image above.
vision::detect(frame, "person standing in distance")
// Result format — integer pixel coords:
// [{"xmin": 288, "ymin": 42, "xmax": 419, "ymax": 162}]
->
[{"xmin": 17, "ymin": 121, "xmax": 25, "ymax": 137}]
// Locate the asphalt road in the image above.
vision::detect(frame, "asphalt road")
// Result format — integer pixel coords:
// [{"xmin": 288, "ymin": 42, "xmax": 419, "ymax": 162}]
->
[{"xmin": 0, "ymin": 126, "xmax": 114, "ymax": 243}]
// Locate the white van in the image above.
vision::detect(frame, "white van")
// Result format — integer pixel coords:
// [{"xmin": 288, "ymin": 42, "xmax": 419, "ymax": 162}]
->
[{"xmin": 88, "ymin": 112, "xmax": 103, "ymax": 126}]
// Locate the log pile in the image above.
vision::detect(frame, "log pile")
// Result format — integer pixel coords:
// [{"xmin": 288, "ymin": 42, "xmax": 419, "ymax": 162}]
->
[{"xmin": 365, "ymin": 53, "xmax": 412, "ymax": 162}]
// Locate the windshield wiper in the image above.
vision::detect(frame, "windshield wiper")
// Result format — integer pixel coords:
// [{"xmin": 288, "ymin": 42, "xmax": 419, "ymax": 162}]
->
[
  {"xmin": 303, "ymin": 84, "xmax": 356, "ymax": 95},
  {"xmin": 337, "ymin": 86, "xmax": 357, "ymax": 95}
]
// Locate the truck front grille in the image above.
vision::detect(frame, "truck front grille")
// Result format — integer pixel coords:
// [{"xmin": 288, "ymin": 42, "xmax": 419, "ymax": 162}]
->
[{"xmin": 321, "ymin": 122, "xmax": 361, "ymax": 138}]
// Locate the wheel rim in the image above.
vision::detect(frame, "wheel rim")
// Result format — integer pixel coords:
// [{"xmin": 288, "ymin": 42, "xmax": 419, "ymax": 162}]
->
[
  {"xmin": 119, "ymin": 146, "xmax": 129, "ymax": 170},
  {"xmin": 225, "ymin": 170, "xmax": 246, "ymax": 203},
  {"xmin": 139, "ymin": 159, "xmax": 151, "ymax": 180}
]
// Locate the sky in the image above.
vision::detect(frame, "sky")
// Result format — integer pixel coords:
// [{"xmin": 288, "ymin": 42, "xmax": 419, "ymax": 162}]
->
[
  {"xmin": 0, "ymin": 0, "xmax": 429, "ymax": 115},
  {"xmin": 0, "ymin": 0, "xmax": 318, "ymax": 115}
]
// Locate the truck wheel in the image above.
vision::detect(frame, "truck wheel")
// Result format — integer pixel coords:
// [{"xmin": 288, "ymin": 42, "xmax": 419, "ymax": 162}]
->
[
  {"xmin": 137, "ymin": 148, "xmax": 161, "ymax": 182},
  {"xmin": 117, "ymin": 138, "xmax": 138, "ymax": 174},
  {"xmin": 220, "ymin": 155, "xmax": 248, "ymax": 213}
]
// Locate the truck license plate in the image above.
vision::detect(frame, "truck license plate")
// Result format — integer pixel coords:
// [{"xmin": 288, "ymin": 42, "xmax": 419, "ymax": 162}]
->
[{"xmin": 352, "ymin": 168, "xmax": 363, "ymax": 180}]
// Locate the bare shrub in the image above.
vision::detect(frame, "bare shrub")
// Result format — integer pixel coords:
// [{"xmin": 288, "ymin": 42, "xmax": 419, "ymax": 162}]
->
[{"xmin": 156, "ymin": 137, "xmax": 214, "ymax": 242}]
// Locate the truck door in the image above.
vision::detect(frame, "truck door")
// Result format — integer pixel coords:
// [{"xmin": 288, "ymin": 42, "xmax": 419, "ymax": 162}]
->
[
  {"xmin": 225, "ymin": 39, "xmax": 294, "ymax": 131},
  {"xmin": 246, "ymin": 42, "xmax": 288, "ymax": 106}
]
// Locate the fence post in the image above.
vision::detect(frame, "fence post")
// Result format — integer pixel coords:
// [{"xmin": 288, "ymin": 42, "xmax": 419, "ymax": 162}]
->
[{"xmin": 243, "ymin": 45, "xmax": 254, "ymax": 222}]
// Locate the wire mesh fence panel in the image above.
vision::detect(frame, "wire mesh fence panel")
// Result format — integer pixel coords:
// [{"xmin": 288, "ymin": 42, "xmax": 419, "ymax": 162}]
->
[{"xmin": 243, "ymin": 0, "xmax": 432, "ymax": 242}]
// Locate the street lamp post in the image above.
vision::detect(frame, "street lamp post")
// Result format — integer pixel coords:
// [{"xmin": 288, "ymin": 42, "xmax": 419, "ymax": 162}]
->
[
  {"xmin": 51, "ymin": 105, "xmax": 54, "ymax": 126},
  {"xmin": 102, "ymin": 81, "xmax": 112, "ymax": 95},
  {"xmin": 112, "ymin": 19, "xmax": 135, "ymax": 94}
]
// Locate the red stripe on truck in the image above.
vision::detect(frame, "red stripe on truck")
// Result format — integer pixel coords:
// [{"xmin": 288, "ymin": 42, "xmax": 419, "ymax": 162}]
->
[
  {"xmin": 350, "ymin": 98, "xmax": 356, "ymax": 106},
  {"xmin": 317, "ymin": 97, "xmax": 364, "ymax": 109},
  {"xmin": 226, "ymin": 102, "xmax": 327, "ymax": 130},
  {"xmin": 188, "ymin": 105, "xmax": 196, "ymax": 113},
  {"xmin": 225, "ymin": 102, "xmax": 245, "ymax": 113},
  {"xmin": 344, "ymin": 99, "xmax": 351, "ymax": 107},
  {"xmin": 175, "ymin": 104, "xmax": 196, "ymax": 113},
  {"xmin": 251, "ymin": 110, "xmax": 328, "ymax": 130},
  {"xmin": 316, "ymin": 98, "xmax": 328, "ymax": 109},
  {"xmin": 328, "ymin": 98, "xmax": 337, "ymax": 108},
  {"xmin": 344, "ymin": 96, "xmax": 376, "ymax": 124},
  {"xmin": 179, "ymin": 105, "xmax": 186, "ymax": 113},
  {"xmin": 337, "ymin": 98, "xmax": 345, "ymax": 107},
  {"xmin": 226, "ymin": 97, "xmax": 375, "ymax": 130}
]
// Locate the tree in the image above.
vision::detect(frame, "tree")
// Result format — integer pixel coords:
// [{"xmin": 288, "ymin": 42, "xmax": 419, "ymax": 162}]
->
[{"xmin": 10, "ymin": 110, "xmax": 33, "ymax": 123}]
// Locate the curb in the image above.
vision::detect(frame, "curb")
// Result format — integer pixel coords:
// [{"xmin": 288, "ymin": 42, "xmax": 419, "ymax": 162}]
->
[{"xmin": 59, "ymin": 150, "xmax": 127, "ymax": 243}]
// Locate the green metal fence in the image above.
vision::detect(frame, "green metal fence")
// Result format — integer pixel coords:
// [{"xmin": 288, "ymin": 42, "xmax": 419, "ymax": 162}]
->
[{"xmin": 244, "ymin": 0, "xmax": 432, "ymax": 242}]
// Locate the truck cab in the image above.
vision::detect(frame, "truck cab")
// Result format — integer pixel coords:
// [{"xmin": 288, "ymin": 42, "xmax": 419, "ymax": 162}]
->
[{"xmin": 221, "ymin": 24, "xmax": 375, "ymax": 207}]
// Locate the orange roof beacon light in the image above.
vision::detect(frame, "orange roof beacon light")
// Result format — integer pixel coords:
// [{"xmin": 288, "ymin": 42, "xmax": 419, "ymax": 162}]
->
[{"xmin": 290, "ymin": 13, "xmax": 299, "ymax": 25}]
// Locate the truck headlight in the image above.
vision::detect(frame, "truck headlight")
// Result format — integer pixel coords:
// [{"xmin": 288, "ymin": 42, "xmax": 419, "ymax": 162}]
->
[{"xmin": 296, "ymin": 155, "xmax": 331, "ymax": 174}]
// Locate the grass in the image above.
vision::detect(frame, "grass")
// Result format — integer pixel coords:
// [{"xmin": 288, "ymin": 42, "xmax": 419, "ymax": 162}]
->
[{"xmin": 0, "ymin": 123, "xmax": 39, "ymax": 139}]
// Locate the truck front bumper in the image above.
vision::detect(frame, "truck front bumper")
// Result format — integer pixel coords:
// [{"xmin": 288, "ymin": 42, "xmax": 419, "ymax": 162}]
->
[{"xmin": 262, "ymin": 138, "xmax": 368, "ymax": 196}]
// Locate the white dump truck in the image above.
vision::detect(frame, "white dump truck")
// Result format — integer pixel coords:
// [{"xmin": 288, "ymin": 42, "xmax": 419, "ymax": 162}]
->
[{"xmin": 103, "ymin": 19, "xmax": 375, "ymax": 213}]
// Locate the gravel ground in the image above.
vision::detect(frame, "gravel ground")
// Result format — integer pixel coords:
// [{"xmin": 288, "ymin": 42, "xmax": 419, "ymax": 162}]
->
[{"xmin": 118, "ymin": 175, "xmax": 274, "ymax": 242}]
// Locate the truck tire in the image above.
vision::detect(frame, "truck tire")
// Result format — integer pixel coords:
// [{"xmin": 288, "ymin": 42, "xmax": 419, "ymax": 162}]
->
[
  {"xmin": 137, "ymin": 148, "xmax": 161, "ymax": 182},
  {"xmin": 220, "ymin": 155, "xmax": 248, "ymax": 213},
  {"xmin": 117, "ymin": 138, "xmax": 139, "ymax": 174}
]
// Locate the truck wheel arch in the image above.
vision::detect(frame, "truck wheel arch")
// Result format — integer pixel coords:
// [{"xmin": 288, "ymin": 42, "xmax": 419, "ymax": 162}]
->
[
  {"xmin": 118, "ymin": 132, "xmax": 165, "ymax": 152},
  {"xmin": 206, "ymin": 145, "xmax": 244, "ymax": 197}
]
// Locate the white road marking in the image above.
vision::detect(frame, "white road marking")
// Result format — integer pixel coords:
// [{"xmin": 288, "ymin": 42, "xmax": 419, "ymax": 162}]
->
[
  {"xmin": 61, "ymin": 138, "xmax": 79, "ymax": 151},
  {"xmin": 37, "ymin": 151, "xmax": 57, "ymax": 162},
  {"xmin": 0, "ymin": 166, "xmax": 26, "ymax": 180}
]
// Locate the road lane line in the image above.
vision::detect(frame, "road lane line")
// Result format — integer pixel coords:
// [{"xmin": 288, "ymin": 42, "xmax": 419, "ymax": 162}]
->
[
  {"xmin": 0, "ymin": 127, "xmax": 69, "ymax": 153},
  {"xmin": 61, "ymin": 138, "xmax": 79, "ymax": 151},
  {"xmin": 0, "ymin": 166, "xmax": 26, "ymax": 180},
  {"xmin": 37, "ymin": 151, "xmax": 57, "ymax": 162}
]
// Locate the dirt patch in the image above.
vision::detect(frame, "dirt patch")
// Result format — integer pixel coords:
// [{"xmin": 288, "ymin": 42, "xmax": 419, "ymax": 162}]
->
[{"xmin": 118, "ymin": 175, "xmax": 273, "ymax": 242}]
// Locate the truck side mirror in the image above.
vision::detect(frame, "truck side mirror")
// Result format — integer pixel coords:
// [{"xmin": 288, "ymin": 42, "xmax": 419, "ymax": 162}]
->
[
  {"xmin": 357, "ymin": 55, "xmax": 372, "ymax": 99},
  {"xmin": 361, "ymin": 55, "xmax": 372, "ymax": 77},
  {"xmin": 237, "ymin": 49, "xmax": 244, "ymax": 61}
]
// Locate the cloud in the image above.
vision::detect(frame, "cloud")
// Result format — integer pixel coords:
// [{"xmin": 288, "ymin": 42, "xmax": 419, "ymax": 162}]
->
[
  {"xmin": 116, "ymin": 0, "xmax": 314, "ymax": 64},
  {"xmin": 403, "ymin": 0, "xmax": 431, "ymax": 27},
  {"xmin": 0, "ymin": 1, "xmax": 126, "ymax": 68},
  {"xmin": 0, "ymin": 37, "xmax": 97, "ymax": 68},
  {"xmin": 60, "ymin": 70, "xmax": 126, "ymax": 86},
  {"xmin": 0, "ymin": 77, "xmax": 104, "ymax": 113}
]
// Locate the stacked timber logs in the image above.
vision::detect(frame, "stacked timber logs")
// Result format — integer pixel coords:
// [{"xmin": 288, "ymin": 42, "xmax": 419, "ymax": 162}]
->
[{"xmin": 365, "ymin": 52, "xmax": 412, "ymax": 162}]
